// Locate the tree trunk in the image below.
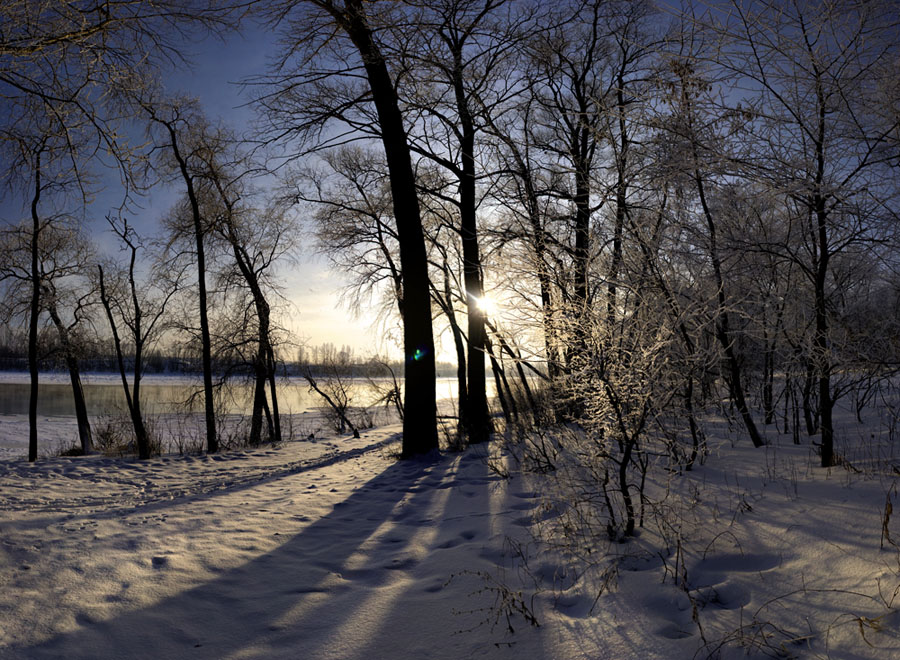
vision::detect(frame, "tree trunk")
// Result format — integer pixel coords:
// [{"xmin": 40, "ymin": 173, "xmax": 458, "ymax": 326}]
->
[
  {"xmin": 694, "ymin": 170, "xmax": 765, "ymax": 448},
  {"xmin": 195, "ymin": 226, "xmax": 217, "ymax": 453},
  {"xmin": 333, "ymin": 0, "xmax": 438, "ymax": 457},
  {"xmin": 812, "ymin": 67, "xmax": 834, "ymax": 468},
  {"xmin": 65, "ymin": 355, "xmax": 92, "ymax": 454},
  {"xmin": 249, "ymin": 354, "xmax": 266, "ymax": 445},
  {"xmin": 265, "ymin": 343, "xmax": 282, "ymax": 444},
  {"xmin": 449, "ymin": 47, "xmax": 491, "ymax": 446},
  {"xmin": 488, "ymin": 350, "xmax": 512, "ymax": 427},
  {"xmin": 763, "ymin": 324, "xmax": 775, "ymax": 425},
  {"xmin": 225, "ymin": 229, "xmax": 283, "ymax": 445},
  {"xmin": 27, "ymin": 161, "xmax": 41, "ymax": 463},
  {"xmin": 47, "ymin": 299, "xmax": 92, "ymax": 453},
  {"xmin": 98, "ymin": 264, "xmax": 152, "ymax": 459},
  {"xmin": 436, "ymin": 255, "xmax": 468, "ymax": 438},
  {"xmin": 802, "ymin": 365, "xmax": 818, "ymax": 434},
  {"xmin": 814, "ymin": 197, "xmax": 834, "ymax": 467},
  {"xmin": 607, "ymin": 72, "xmax": 629, "ymax": 327},
  {"xmin": 162, "ymin": 121, "xmax": 218, "ymax": 454},
  {"xmin": 521, "ymin": 158, "xmax": 560, "ymax": 379},
  {"xmin": 572, "ymin": 148, "xmax": 591, "ymax": 310}
]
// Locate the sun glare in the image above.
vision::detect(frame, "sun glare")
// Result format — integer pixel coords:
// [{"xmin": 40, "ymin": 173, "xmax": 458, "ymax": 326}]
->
[{"xmin": 471, "ymin": 293, "xmax": 499, "ymax": 317}]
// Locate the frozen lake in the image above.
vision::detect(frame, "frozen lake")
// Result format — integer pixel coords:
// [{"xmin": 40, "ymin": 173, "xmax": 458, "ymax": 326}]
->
[
  {"xmin": 0, "ymin": 372, "xmax": 472, "ymax": 417},
  {"xmin": 0, "ymin": 372, "xmax": 472, "ymax": 457}
]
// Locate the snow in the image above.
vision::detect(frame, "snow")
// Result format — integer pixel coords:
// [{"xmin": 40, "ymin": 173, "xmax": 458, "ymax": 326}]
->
[{"xmin": 2, "ymin": 401, "xmax": 900, "ymax": 658}]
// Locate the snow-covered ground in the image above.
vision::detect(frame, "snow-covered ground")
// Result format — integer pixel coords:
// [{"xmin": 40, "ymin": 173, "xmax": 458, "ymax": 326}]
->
[{"xmin": 2, "ymin": 404, "xmax": 900, "ymax": 658}]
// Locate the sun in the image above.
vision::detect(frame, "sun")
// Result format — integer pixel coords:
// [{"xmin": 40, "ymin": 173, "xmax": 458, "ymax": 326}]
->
[{"xmin": 470, "ymin": 293, "xmax": 499, "ymax": 317}]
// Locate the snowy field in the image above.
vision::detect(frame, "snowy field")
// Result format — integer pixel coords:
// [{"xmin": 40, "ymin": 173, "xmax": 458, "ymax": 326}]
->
[{"xmin": 2, "ymin": 403, "xmax": 900, "ymax": 658}]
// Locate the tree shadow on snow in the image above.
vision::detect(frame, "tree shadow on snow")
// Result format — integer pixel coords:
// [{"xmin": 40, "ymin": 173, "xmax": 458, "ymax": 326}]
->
[{"xmin": 6, "ymin": 453, "xmax": 480, "ymax": 660}]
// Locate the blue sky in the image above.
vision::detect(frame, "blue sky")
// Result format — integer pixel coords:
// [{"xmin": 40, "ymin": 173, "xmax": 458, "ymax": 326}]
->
[
  {"xmin": 0, "ymin": 19, "xmax": 398, "ymax": 361},
  {"xmin": 176, "ymin": 25, "xmax": 399, "ymax": 358}
]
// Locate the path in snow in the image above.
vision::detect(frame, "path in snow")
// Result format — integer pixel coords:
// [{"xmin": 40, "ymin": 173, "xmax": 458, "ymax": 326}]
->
[{"xmin": 0, "ymin": 429, "xmax": 546, "ymax": 660}]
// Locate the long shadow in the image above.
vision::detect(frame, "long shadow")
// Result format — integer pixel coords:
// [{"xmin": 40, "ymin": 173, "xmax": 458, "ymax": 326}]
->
[
  {"xmin": 2, "ymin": 453, "xmax": 454, "ymax": 660},
  {"xmin": 7, "ymin": 434, "xmax": 402, "ymax": 526},
  {"xmin": 328, "ymin": 447, "xmax": 541, "ymax": 660}
]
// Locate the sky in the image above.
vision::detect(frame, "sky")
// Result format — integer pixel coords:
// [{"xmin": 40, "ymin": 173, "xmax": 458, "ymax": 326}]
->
[
  {"xmin": 0, "ymin": 18, "xmax": 398, "ymax": 362},
  {"xmin": 150, "ymin": 22, "xmax": 397, "ymax": 358},
  {"xmin": 143, "ymin": 20, "xmax": 479, "ymax": 363}
]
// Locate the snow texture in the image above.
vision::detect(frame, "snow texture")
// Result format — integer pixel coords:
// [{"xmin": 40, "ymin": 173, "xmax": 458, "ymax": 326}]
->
[{"xmin": 2, "ymin": 402, "xmax": 900, "ymax": 659}]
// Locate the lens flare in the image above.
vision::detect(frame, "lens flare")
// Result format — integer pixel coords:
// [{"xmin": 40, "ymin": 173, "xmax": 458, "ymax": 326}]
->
[{"xmin": 470, "ymin": 293, "xmax": 499, "ymax": 317}]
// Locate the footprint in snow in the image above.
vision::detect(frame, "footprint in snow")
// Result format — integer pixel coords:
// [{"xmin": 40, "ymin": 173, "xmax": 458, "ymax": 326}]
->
[
  {"xmin": 384, "ymin": 556, "xmax": 418, "ymax": 571},
  {"xmin": 695, "ymin": 553, "xmax": 780, "ymax": 573},
  {"xmin": 693, "ymin": 582, "xmax": 752, "ymax": 610},
  {"xmin": 657, "ymin": 623, "xmax": 694, "ymax": 640},
  {"xmin": 478, "ymin": 546, "xmax": 506, "ymax": 563},
  {"xmin": 422, "ymin": 580, "xmax": 445, "ymax": 593},
  {"xmin": 555, "ymin": 593, "xmax": 594, "ymax": 618},
  {"xmin": 619, "ymin": 554, "xmax": 663, "ymax": 572},
  {"xmin": 75, "ymin": 612, "xmax": 97, "ymax": 627},
  {"xmin": 534, "ymin": 562, "xmax": 574, "ymax": 588},
  {"xmin": 436, "ymin": 529, "xmax": 477, "ymax": 549}
]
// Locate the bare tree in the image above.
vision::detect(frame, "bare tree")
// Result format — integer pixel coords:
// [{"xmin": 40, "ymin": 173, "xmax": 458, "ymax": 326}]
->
[
  {"xmin": 98, "ymin": 217, "xmax": 183, "ymax": 460},
  {"xmin": 0, "ymin": 104, "xmax": 90, "ymax": 460},
  {"xmin": 395, "ymin": 0, "xmax": 534, "ymax": 444},
  {"xmin": 208, "ymin": 177, "xmax": 295, "ymax": 447},
  {"xmin": 259, "ymin": 0, "xmax": 438, "ymax": 457},
  {"xmin": 707, "ymin": 0, "xmax": 900, "ymax": 466},
  {"xmin": 656, "ymin": 46, "xmax": 766, "ymax": 449},
  {"xmin": 296, "ymin": 148, "xmax": 404, "ymax": 319},
  {"xmin": 39, "ymin": 228, "xmax": 97, "ymax": 455},
  {"xmin": 139, "ymin": 96, "xmax": 220, "ymax": 454},
  {"xmin": 527, "ymin": 0, "xmax": 608, "ymax": 323},
  {"xmin": 1, "ymin": 0, "xmax": 245, "ymax": 198},
  {"xmin": 301, "ymin": 352, "xmax": 361, "ymax": 439}
]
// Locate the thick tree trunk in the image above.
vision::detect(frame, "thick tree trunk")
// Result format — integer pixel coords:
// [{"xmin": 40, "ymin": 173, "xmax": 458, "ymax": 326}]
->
[
  {"xmin": 334, "ymin": 0, "xmax": 437, "ymax": 457},
  {"xmin": 27, "ymin": 164, "xmax": 41, "ymax": 463}
]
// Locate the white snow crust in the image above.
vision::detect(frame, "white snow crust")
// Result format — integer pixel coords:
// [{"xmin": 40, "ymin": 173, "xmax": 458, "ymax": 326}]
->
[{"xmin": 2, "ymin": 402, "xmax": 900, "ymax": 659}]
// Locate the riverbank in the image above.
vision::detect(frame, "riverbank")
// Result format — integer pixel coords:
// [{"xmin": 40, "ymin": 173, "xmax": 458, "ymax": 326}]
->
[{"xmin": 0, "ymin": 370, "xmax": 405, "ymax": 459}]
